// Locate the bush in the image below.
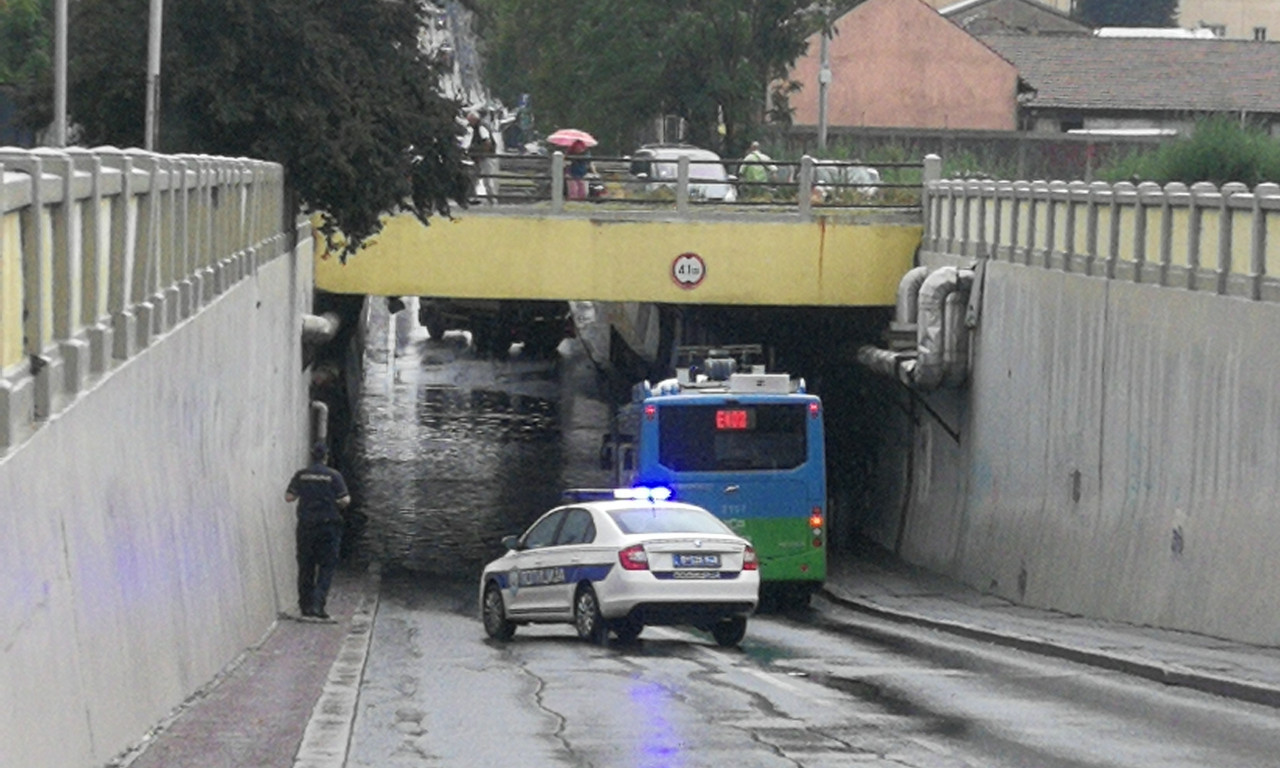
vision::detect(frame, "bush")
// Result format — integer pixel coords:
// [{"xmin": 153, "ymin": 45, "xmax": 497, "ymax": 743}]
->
[{"xmin": 1098, "ymin": 117, "xmax": 1280, "ymax": 187}]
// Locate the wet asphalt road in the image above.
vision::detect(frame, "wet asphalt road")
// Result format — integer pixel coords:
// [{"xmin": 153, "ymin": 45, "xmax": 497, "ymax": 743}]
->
[{"xmin": 341, "ymin": 301, "xmax": 1280, "ymax": 767}]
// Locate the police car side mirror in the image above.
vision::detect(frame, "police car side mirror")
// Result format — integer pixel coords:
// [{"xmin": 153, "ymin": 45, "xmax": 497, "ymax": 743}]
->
[{"xmin": 501, "ymin": 534, "xmax": 521, "ymax": 551}]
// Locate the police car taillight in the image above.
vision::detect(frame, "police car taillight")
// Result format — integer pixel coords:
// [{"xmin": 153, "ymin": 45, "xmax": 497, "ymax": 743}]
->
[
  {"xmin": 618, "ymin": 544, "xmax": 650, "ymax": 571},
  {"xmin": 742, "ymin": 546, "xmax": 758, "ymax": 571}
]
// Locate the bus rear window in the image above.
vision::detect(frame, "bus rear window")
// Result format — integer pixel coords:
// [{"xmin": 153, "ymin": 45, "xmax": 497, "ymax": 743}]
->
[{"xmin": 657, "ymin": 403, "xmax": 808, "ymax": 471}]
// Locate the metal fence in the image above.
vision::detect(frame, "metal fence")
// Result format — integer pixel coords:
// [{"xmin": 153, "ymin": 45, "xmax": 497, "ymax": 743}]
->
[{"xmin": 471, "ymin": 151, "xmax": 932, "ymax": 218}]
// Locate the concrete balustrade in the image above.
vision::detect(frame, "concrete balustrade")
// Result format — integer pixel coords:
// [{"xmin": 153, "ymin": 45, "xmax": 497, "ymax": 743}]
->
[
  {"xmin": 0, "ymin": 147, "xmax": 284, "ymax": 455},
  {"xmin": 923, "ymin": 174, "xmax": 1280, "ymax": 299}
]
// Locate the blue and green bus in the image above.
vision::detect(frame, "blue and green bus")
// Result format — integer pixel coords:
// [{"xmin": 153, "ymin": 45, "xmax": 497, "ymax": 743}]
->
[{"xmin": 603, "ymin": 346, "xmax": 827, "ymax": 603}]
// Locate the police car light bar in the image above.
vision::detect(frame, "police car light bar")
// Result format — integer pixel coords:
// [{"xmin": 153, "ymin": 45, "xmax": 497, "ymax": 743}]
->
[{"xmin": 561, "ymin": 487, "xmax": 673, "ymax": 503}]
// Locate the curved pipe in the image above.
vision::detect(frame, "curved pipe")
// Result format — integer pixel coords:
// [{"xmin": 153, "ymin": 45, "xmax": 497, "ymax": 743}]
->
[
  {"xmin": 895, "ymin": 265, "xmax": 931, "ymax": 326},
  {"xmin": 899, "ymin": 267, "xmax": 973, "ymax": 390},
  {"xmin": 858, "ymin": 266, "xmax": 974, "ymax": 391},
  {"xmin": 301, "ymin": 312, "xmax": 341, "ymax": 347}
]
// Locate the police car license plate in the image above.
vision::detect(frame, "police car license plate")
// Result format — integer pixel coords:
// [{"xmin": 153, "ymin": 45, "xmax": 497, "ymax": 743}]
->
[{"xmin": 673, "ymin": 553, "xmax": 720, "ymax": 568}]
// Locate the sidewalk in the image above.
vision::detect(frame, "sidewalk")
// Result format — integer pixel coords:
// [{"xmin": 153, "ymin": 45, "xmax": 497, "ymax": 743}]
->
[
  {"xmin": 113, "ymin": 547, "xmax": 1280, "ymax": 768},
  {"xmin": 820, "ymin": 541, "xmax": 1280, "ymax": 709},
  {"xmin": 109, "ymin": 565, "xmax": 380, "ymax": 768}
]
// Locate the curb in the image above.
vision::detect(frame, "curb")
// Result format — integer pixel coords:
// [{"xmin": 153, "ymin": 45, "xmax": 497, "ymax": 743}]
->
[
  {"xmin": 293, "ymin": 566, "xmax": 382, "ymax": 768},
  {"xmin": 820, "ymin": 589, "xmax": 1280, "ymax": 710}
]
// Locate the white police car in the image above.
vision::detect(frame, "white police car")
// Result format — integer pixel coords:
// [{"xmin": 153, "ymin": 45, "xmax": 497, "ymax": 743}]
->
[{"xmin": 479, "ymin": 488, "xmax": 759, "ymax": 646}]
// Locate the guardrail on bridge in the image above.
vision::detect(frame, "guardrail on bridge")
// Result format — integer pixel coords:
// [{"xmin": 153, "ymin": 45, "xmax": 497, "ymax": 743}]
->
[
  {"xmin": 1, "ymin": 147, "xmax": 285, "ymax": 455},
  {"xmin": 472, "ymin": 151, "xmax": 938, "ymax": 219}
]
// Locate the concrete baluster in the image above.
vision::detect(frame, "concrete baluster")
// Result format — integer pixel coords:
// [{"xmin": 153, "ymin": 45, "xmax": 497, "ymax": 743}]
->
[
  {"xmin": 124, "ymin": 149, "xmax": 159, "ymax": 347},
  {"xmin": 977, "ymin": 180, "xmax": 994, "ymax": 261},
  {"xmin": 1045, "ymin": 181, "xmax": 1066, "ymax": 270},
  {"xmin": 1219, "ymin": 182, "xmax": 1248, "ymax": 296},
  {"xmin": 1065, "ymin": 181, "xmax": 1088, "ymax": 273},
  {"xmin": 994, "ymin": 181, "xmax": 1013, "ymax": 261},
  {"xmin": 676, "ymin": 155, "xmax": 690, "ymax": 216},
  {"xmin": 550, "ymin": 152, "xmax": 565, "ymax": 213},
  {"xmin": 1133, "ymin": 182, "xmax": 1163, "ymax": 283},
  {"xmin": 0, "ymin": 158, "xmax": 22, "ymax": 449},
  {"xmin": 0, "ymin": 151, "xmax": 59, "ymax": 420},
  {"xmin": 1155, "ymin": 182, "xmax": 1182, "ymax": 286},
  {"xmin": 96, "ymin": 148, "xmax": 138, "ymax": 361},
  {"xmin": 1250, "ymin": 183, "xmax": 1279, "ymax": 300},
  {"xmin": 1015, "ymin": 181, "xmax": 1033, "ymax": 264},
  {"xmin": 1188, "ymin": 181, "xmax": 1218, "ymax": 292},
  {"xmin": 922, "ymin": 154, "xmax": 941, "ymax": 226},
  {"xmin": 41, "ymin": 150, "xmax": 89, "ymax": 406},
  {"xmin": 1084, "ymin": 182, "xmax": 1108, "ymax": 277},
  {"xmin": 798, "ymin": 156, "xmax": 814, "ymax": 219},
  {"xmin": 1109, "ymin": 182, "xmax": 1135, "ymax": 280},
  {"xmin": 66, "ymin": 149, "xmax": 113, "ymax": 376}
]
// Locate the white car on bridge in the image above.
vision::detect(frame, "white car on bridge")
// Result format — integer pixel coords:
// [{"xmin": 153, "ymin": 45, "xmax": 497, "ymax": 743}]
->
[{"xmin": 627, "ymin": 145, "xmax": 739, "ymax": 202}]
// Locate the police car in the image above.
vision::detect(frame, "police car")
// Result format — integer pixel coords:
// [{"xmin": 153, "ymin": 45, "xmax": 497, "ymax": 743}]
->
[{"xmin": 479, "ymin": 488, "xmax": 759, "ymax": 646}]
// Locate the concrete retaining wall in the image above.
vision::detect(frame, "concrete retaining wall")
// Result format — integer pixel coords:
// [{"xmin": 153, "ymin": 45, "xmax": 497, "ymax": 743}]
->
[
  {"xmin": 0, "ymin": 149, "xmax": 313, "ymax": 767},
  {"xmin": 884, "ymin": 176, "xmax": 1280, "ymax": 645}
]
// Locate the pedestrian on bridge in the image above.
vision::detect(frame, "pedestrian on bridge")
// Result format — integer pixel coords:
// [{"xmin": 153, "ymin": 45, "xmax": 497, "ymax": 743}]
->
[
  {"xmin": 285, "ymin": 442, "xmax": 351, "ymax": 620},
  {"xmin": 465, "ymin": 110, "xmax": 499, "ymax": 203}
]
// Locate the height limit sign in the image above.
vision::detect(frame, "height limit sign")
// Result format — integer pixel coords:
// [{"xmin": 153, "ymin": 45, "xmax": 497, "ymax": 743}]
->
[{"xmin": 671, "ymin": 252, "xmax": 706, "ymax": 290}]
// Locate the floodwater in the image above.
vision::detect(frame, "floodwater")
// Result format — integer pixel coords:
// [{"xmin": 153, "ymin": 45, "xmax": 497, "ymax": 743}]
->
[{"xmin": 344, "ymin": 298, "xmax": 612, "ymax": 576}]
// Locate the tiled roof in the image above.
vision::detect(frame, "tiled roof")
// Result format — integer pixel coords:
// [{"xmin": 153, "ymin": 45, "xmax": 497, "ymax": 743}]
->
[{"xmin": 980, "ymin": 34, "xmax": 1280, "ymax": 113}]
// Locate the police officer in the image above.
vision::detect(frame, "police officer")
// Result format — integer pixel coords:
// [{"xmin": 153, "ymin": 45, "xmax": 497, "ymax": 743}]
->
[{"xmin": 285, "ymin": 442, "xmax": 351, "ymax": 620}]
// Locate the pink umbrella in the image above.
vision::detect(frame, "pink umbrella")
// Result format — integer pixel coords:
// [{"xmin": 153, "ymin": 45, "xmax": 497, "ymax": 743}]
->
[{"xmin": 546, "ymin": 128, "xmax": 598, "ymax": 148}]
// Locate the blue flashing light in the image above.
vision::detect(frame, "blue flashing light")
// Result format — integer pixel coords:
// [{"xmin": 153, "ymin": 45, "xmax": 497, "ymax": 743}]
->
[
  {"xmin": 615, "ymin": 486, "xmax": 673, "ymax": 502},
  {"xmin": 562, "ymin": 487, "xmax": 673, "ymax": 503}
]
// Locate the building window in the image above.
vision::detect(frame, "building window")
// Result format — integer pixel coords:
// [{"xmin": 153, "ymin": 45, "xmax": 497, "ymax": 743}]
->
[{"xmin": 1254, "ymin": 27, "xmax": 1267, "ymax": 41}]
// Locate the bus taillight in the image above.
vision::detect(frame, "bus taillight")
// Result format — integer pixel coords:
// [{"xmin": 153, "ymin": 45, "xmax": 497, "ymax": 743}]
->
[
  {"xmin": 809, "ymin": 508, "xmax": 823, "ymax": 530},
  {"xmin": 808, "ymin": 401, "xmax": 820, "ymax": 418},
  {"xmin": 742, "ymin": 546, "xmax": 758, "ymax": 570},
  {"xmin": 618, "ymin": 544, "xmax": 650, "ymax": 570},
  {"xmin": 644, "ymin": 404, "xmax": 656, "ymax": 420}
]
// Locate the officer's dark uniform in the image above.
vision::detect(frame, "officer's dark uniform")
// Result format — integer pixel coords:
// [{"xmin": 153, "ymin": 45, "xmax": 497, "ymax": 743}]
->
[{"xmin": 286, "ymin": 446, "xmax": 349, "ymax": 618}]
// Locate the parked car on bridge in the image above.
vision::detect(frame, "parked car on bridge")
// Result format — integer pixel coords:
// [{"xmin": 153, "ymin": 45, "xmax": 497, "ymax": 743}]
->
[
  {"xmin": 626, "ymin": 145, "xmax": 738, "ymax": 202},
  {"xmin": 810, "ymin": 160, "xmax": 881, "ymax": 202}
]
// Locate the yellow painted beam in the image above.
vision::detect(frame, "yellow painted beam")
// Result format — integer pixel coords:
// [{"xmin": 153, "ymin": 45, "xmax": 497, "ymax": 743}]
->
[{"xmin": 315, "ymin": 212, "xmax": 921, "ymax": 306}]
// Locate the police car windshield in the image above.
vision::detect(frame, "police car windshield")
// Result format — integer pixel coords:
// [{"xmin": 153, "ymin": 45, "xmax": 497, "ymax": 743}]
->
[{"xmin": 608, "ymin": 506, "xmax": 733, "ymax": 535}]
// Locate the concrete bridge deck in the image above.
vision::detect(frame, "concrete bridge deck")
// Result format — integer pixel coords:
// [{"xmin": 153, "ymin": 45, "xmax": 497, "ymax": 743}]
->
[{"xmin": 314, "ymin": 153, "xmax": 935, "ymax": 306}]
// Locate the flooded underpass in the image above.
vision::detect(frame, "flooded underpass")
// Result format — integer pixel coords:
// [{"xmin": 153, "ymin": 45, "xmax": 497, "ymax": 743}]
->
[
  {"xmin": 331, "ymin": 299, "xmax": 1280, "ymax": 768},
  {"xmin": 342, "ymin": 297, "xmax": 613, "ymax": 576}
]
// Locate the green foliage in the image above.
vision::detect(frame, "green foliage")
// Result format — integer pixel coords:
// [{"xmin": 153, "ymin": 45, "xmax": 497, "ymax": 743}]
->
[
  {"xmin": 1075, "ymin": 0, "xmax": 1177, "ymax": 27},
  {"xmin": 1097, "ymin": 117, "xmax": 1280, "ymax": 187},
  {"xmin": 23, "ymin": 0, "xmax": 469, "ymax": 258},
  {"xmin": 0, "ymin": 0, "xmax": 50, "ymax": 85},
  {"xmin": 474, "ymin": 0, "xmax": 818, "ymax": 158}
]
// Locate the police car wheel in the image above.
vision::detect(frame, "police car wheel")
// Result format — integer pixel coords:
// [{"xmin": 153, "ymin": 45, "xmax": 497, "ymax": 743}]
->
[
  {"xmin": 710, "ymin": 616, "xmax": 747, "ymax": 647},
  {"xmin": 573, "ymin": 585, "xmax": 607, "ymax": 645},
  {"xmin": 482, "ymin": 583, "xmax": 516, "ymax": 641}
]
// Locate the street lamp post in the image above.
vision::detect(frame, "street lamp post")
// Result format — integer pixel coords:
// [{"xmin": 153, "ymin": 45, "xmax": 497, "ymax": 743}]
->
[
  {"xmin": 53, "ymin": 0, "xmax": 67, "ymax": 147},
  {"xmin": 817, "ymin": 2, "xmax": 831, "ymax": 152},
  {"xmin": 145, "ymin": 0, "xmax": 163, "ymax": 150}
]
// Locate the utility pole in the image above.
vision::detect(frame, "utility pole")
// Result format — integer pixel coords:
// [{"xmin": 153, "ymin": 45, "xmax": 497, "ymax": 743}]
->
[
  {"xmin": 53, "ymin": 0, "xmax": 67, "ymax": 147},
  {"xmin": 145, "ymin": 0, "xmax": 163, "ymax": 151},
  {"xmin": 817, "ymin": 2, "xmax": 832, "ymax": 152}
]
